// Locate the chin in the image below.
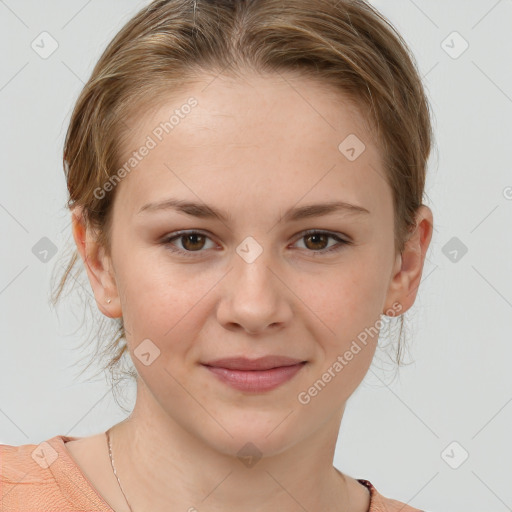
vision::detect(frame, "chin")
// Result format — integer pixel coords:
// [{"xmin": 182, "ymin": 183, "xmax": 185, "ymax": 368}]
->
[{"xmin": 194, "ymin": 414, "xmax": 305, "ymax": 461}]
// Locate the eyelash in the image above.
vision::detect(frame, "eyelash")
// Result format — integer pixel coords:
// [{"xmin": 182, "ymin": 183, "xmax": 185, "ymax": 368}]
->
[{"xmin": 160, "ymin": 229, "xmax": 352, "ymax": 258}]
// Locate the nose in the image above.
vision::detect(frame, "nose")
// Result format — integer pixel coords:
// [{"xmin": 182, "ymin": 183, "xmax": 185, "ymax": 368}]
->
[{"xmin": 216, "ymin": 247, "xmax": 293, "ymax": 335}]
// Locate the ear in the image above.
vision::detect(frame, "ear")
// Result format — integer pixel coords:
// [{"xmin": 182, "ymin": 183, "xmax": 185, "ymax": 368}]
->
[
  {"xmin": 71, "ymin": 206, "xmax": 122, "ymax": 318},
  {"xmin": 383, "ymin": 205, "xmax": 434, "ymax": 316}
]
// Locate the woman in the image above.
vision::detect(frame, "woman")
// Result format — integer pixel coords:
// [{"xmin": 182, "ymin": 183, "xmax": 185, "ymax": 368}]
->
[{"xmin": 1, "ymin": 0, "xmax": 433, "ymax": 510}]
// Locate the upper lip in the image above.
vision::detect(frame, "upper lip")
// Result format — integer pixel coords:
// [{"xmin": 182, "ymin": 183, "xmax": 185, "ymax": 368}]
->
[{"xmin": 202, "ymin": 356, "xmax": 306, "ymax": 371}]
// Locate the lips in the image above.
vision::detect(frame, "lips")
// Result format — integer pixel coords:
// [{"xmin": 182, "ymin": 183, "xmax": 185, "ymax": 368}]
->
[
  {"xmin": 201, "ymin": 356, "xmax": 307, "ymax": 392},
  {"xmin": 202, "ymin": 355, "xmax": 306, "ymax": 371}
]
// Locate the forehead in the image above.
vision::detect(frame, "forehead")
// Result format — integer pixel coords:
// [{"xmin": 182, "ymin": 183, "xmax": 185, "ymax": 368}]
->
[
  {"xmin": 121, "ymin": 69, "xmax": 375, "ymax": 154},
  {"xmin": 115, "ymin": 70, "xmax": 389, "ymax": 221}
]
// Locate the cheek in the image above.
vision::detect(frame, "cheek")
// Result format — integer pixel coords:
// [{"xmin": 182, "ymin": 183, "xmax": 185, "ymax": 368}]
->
[
  {"xmin": 295, "ymin": 271, "xmax": 382, "ymax": 408},
  {"xmin": 116, "ymin": 251, "xmax": 207, "ymax": 343},
  {"xmin": 296, "ymin": 259, "xmax": 385, "ymax": 345}
]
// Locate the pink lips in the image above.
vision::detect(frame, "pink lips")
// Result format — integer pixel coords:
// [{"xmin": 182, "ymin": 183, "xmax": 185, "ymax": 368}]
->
[{"xmin": 201, "ymin": 356, "xmax": 307, "ymax": 392}]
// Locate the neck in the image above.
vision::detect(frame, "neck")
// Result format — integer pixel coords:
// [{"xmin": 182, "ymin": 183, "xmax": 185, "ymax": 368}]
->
[{"xmin": 108, "ymin": 381, "xmax": 352, "ymax": 512}]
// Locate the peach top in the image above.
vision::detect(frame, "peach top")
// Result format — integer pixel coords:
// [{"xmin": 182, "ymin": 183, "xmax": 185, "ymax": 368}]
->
[{"xmin": 1, "ymin": 435, "xmax": 425, "ymax": 511}]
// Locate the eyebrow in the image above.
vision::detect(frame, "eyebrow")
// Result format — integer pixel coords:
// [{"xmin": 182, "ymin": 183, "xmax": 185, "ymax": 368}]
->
[{"xmin": 137, "ymin": 198, "xmax": 370, "ymax": 223}]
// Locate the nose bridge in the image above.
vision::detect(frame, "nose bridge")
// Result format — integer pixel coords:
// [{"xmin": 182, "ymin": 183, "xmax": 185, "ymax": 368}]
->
[{"xmin": 233, "ymin": 234, "xmax": 276, "ymax": 292}]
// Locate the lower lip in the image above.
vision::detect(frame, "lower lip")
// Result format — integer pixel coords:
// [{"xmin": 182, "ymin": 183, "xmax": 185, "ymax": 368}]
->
[{"xmin": 203, "ymin": 363, "xmax": 306, "ymax": 392}]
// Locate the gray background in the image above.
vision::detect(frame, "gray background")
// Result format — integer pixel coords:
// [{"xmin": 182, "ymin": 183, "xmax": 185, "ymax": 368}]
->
[{"xmin": 1, "ymin": 1, "xmax": 512, "ymax": 510}]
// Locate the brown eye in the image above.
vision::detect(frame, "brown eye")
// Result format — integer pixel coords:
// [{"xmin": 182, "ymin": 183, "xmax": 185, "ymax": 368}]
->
[
  {"xmin": 294, "ymin": 230, "xmax": 350, "ymax": 254},
  {"xmin": 180, "ymin": 233, "xmax": 207, "ymax": 251},
  {"xmin": 162, "ymin": 230, "xmax": 216, "ymax": 257},
  {"xmin": 303, "ymin": 232, "xmax": 330, "ymax": 251}
]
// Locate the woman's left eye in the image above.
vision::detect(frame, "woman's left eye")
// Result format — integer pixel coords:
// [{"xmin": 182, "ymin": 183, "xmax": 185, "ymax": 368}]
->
[
  {"xmin": 294, "ymin": 230, "xmax": 351, "ymax": 254},
  {"xmin": 161, "ymin": 229, "xmax": 352, "ymax": 258}
]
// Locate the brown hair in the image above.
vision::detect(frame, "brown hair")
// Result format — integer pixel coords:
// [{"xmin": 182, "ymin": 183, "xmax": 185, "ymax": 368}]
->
[{"xmin": 51, "ymin": 0, "xmax": 434, "ymax": 405}]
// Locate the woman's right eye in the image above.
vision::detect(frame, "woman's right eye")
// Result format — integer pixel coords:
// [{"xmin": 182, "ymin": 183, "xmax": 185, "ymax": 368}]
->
[{"xmin": 161, "ymin": 231, "xmax": 215, "ymax": 257}]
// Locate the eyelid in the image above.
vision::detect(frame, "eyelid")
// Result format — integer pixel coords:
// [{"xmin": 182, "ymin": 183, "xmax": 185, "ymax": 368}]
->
[{"xmin": 296, "ymin": 228, "xmax": 352, "ymax": 244}]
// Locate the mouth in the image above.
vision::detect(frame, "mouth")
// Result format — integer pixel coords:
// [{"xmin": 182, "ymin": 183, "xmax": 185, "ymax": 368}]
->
[
  {"xmin": 202, "ymin": 355, "xmax": 307, "ymax": 371},
  {"xmin": 201, "ymin": 356, "xmax": 307, "ymax": 392}
]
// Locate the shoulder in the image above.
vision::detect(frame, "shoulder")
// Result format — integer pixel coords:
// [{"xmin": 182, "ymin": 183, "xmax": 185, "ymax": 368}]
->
[
  {"xmin": 1, "ymin": 436, "xmax": 66, "ymax": 510},
  {"xmin": 0, "ymin": 435, "xmax": 111, "ymax": 512},
  {"xmin": 358, "ymin": 479, "xmax": 427, "ymax": 512}
]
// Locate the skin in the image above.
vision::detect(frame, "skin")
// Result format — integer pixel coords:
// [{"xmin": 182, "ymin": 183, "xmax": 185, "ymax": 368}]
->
[{"xmin": 69, "ymin": 69, "xmax": 433, "ymax": 512}]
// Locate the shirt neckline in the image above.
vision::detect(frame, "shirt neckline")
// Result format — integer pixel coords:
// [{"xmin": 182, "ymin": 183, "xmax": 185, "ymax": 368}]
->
[
  {"xmin": 48, "ymin": 434, "xmax": 115, "ymax": 511},
  {"xmin": 50, "ymin": 434, "xmax": 375, "ymax": 511}
]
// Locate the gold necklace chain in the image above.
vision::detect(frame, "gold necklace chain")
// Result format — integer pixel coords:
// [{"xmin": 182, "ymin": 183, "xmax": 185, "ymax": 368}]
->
[
  {"xmin": 106, "ymin": 428, "xmax": 135, "ymax": 512},
  {"xmin": 105, "ymin": 429, "xmax": 358, "ymax": 511}
]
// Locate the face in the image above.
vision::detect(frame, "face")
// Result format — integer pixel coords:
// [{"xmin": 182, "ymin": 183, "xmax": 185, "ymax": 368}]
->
[{"xmin": 75, "ymin": 70, "xmax": 425, "ymax": 457}]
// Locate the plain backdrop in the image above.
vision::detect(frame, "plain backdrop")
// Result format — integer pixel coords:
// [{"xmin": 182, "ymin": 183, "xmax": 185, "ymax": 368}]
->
[{"xmin": 1, "ymin": 1, "xmax": 512, "ymax": 511}]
